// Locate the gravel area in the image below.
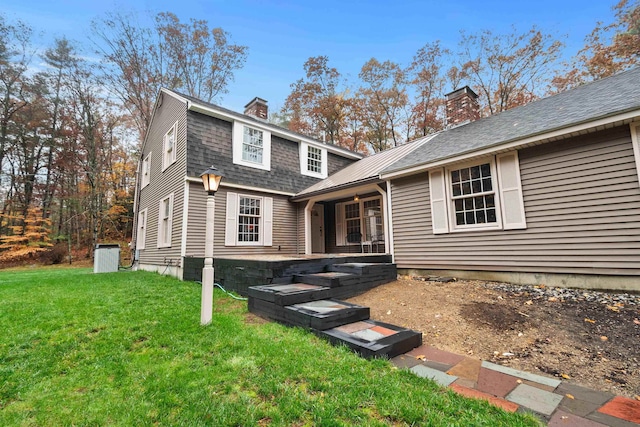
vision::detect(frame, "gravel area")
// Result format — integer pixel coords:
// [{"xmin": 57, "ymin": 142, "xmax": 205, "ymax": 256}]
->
[{"xmin": 347, "ymin": 276, "xmax": 640, "ymax": 399}]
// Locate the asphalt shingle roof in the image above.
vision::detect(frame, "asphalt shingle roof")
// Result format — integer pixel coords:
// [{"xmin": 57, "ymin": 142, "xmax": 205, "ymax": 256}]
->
[{"xmin": 383, "ymin": 67, "xmax": 640, "ymax": 174}]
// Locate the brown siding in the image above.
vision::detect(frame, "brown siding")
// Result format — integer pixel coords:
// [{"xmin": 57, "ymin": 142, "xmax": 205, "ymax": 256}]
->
[
  {"xmin": 137, "ymin": 94, "xmax": 188, "ymax": 267},
  {"xmin": 390, "ymin": 126, "xmax": 640, "ymax": 276},
  {"xmin": 184, "ymin": 185, "xmax": 299, "ymax": 257}
]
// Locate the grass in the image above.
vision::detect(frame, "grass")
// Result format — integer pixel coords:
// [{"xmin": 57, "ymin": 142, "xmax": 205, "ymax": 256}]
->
[{"xmin": 0, "ymin": 267, "xmax": 541, "ymax": 426}]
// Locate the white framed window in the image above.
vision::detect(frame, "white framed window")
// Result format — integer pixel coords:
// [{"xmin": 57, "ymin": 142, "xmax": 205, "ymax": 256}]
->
[
  {"xmin": 429, "ymin": 152, "xmax": 526, "ymax": 234},
  {"xmin": 225, "ymin": 192, "xmax": 273, "ymax": 246},
  {"xmin": 157, "ymin": 193, "xmax": 174, "ymax": 248},
  {"xmin": 300, "ymin": 142, "xmax": 328, "ymax": 178},
  {"xmin": 232, "ymin": 121, "xmax": 271, "ymax": 171},
  {"xmin": 141, "ymin": 153, "xmax": 151, "ymax": 188},
  {"xmin": 137, "ymin": 208, "xmax": 147, "ymax": 250},
  {"xmin": 162, "ymin": 122, "xmax": 177, "ymax": 171},
  {"xmin": 335, "ymin": 196, "xmax": 383, "ymax": 246}
]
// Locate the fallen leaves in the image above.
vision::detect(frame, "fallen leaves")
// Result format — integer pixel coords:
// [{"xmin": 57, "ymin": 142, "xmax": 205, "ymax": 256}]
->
[
  {"xmin": 584, "ymin": 318, "xmax": 596, "ymax": 324},
  {"xmin": 600, "ymin": 336, "xmax": 609, "ymax": 341},
  {"xmin": 415, "ymin": 355, "xmax": 426, "ymax": 361},
  {"xmin": 634, "ymin": 318, "xmax": 640, "ymax": 325},
  {"xmin": 565, "ymin": 394, "xmax": 575, "ymax": 400},
  {"xmin": 606, "ymin": 305, "xmax": 620, "ymax": 312},
  {"xmin": 561, "ymin": 373, "xmax": 571, "ymax": 379},
  {"xmin": 524, "ymin": 300, "xmax": 533, "ymax": 305}
]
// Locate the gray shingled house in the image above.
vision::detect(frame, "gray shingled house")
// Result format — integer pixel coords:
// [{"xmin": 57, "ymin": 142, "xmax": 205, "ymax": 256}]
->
[
  {"xmin": 132, "ymin": 89, "xmax": 361, "ymax": 280},
  {"xmin": 292, "ymin": 67, "xmax": 640, "ymax": 291}
]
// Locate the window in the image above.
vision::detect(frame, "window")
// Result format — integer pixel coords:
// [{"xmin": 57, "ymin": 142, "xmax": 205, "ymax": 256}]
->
[
  {"xmin": 429, "ymin": 152, "xmax": 527, "ymax": 234},
  {"xmin": 336, "ymin": 196, "xmax": 383, "ymax": 245},
  {"xmin": 137, "ymin": 208, "xmax": 147, "ymax": 249},
  {"xmin": 300, "ymin": 142, "xmax": 328, "ymax": 178},
  {"xmin": 238, "ymin": 196, "xmax": 261, "ymax": 243},
  {"xmin": 157, "ymin": 194, "xmax": 174, "ymax": 247},
  {"xmin": 450, "ymin": 162, "xmax": 497, "ymax": 227},
  {"xmin": 242, "ymin": 127, "xmax": 264, "ymax": 164},
  {"xmin": 141, "ymin": 153, "xmax": 151, "ymax": 188},
  {"xmin": 225, "ymin": 192, "xmax": 273, "ymax": 246},
  {"xmin": 163, "ymin": 123, "xmax": 177, "ymax": 170},
  {"xmin": 232, "ymin": 121, "xmax": 271, "ymax": 171}
]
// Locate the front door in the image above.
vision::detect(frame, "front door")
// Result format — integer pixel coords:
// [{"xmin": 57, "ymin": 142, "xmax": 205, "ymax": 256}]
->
[{"xmin": 311, "ymin": 204, "xmax": 325, "ymax": 253}]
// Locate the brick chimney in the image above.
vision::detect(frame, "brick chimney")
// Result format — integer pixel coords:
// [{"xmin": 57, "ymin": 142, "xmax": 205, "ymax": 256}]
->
[
  {"xmin": 244, "ymin": 97, "xmax": 268, "ymax": 121},
  {"xmin": 445, "ymin": 86, "xmax": 480, "ymax": 127}
]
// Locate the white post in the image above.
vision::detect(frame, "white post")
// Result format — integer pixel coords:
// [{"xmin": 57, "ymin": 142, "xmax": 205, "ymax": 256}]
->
[{"xmin": 201, "ymin": 193, "xmax": 215, "ymax": 325}]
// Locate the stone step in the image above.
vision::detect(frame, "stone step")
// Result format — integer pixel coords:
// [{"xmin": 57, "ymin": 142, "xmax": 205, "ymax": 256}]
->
[
  {"xmin": 294, "ymin": 271, "xmax": 358, "ymax": 288},
  {"xmin": 328, "ymin": 262, "xmax": 396, "ymax": 277},
  {"xmin": 249, "ymin": 298, "xmax": 370, "ymax": 330},
  {"xmin": 247, "ymin": 283, "xmax": 331, "ymax": 306},
  {"xmin": 318, "ymin": 320, "xmax": 423, "ymax": 359}
]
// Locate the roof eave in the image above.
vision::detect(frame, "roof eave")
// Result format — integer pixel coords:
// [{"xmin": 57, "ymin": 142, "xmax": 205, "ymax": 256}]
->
[{"xmin": 291, "ymin": 177, "xmax": 382, "ymax": 202}]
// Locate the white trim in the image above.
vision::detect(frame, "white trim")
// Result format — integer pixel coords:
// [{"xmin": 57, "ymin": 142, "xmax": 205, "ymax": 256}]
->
[
  {"xmin": 335, "ymin": 195, "xmax": 383, "ymax": 247},
  {"xmin": 185, "ymin": 177, "xmax": 296, "ymax": 197},
  {"xmin": 236, "ymin": 194, "xmax": 265, "ymax": 246},
  {"xmin": 186, "ymin": 102, "xmax": 362, "ymax": 160},
  {"xmin": 385, "ymin": 180, "xmax": 395, "ymax": 261},
  {"xmin": 232, "ymin": 121, "xmax": 271, "ymax": 171},
  {"xmin": 631, "ymin": 122, "xmax": 640, "ymax": 189},
  {"xmin": 137, "ymin": 208, "xmax": 148, "ymax": 250},
  {"xmin": 376, "ymin": 186, "xmax": 390, "ymax": 255},
  {"xmin": 381, "ymin": 110, "xmax": 640, "ymax": 180},
  {"xmin": 304, "ymin": 200, "xmax": 315, "ymax": 255},
  {"xmin": 162, "ymin": 121, "xmax": 178, "ymax": 171},
  {"xmin": 180, "ymin": 180, "xmax": 189, "ymax": 257},
  {"xmin": 300, "ymin": 142, "xmax": 328, "ymax": 179},
  {"xmin": 496, "ymin": 151, "xmax": 527, "ymax": 230},
  {"xmin": 157, "ymin": 193, "xmax": 174, "ymax": 248}
]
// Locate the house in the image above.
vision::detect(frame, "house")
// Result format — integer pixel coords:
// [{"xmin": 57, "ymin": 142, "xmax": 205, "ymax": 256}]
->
[
  {"xmin": 293, "ymin": 67, "xmax": 640, "ymax": 291},
  {"xmin": 132, "ymin": 89, "xmax": 361, "ymax": 280},
  {"xmin": 134, "ymin": 67, "xmax": 640, "ymax": 292}
]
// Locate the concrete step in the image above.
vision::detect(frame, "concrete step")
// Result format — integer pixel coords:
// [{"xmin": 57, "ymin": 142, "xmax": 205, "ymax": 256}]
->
[{"xmin": 318, "ymin": 319, "xmax": 422, "ymax": 359}]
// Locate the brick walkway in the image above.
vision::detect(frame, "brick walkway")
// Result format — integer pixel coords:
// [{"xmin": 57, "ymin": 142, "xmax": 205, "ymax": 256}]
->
[{"xmin": 392, "ymin": 344, "xmax": 640, "ymax": 426}]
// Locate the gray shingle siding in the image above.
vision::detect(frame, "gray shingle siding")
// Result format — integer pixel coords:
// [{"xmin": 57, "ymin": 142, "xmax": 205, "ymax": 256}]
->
[{"xmin": 186, "ymin": 111, "xmax": 354, "ymax": 193}]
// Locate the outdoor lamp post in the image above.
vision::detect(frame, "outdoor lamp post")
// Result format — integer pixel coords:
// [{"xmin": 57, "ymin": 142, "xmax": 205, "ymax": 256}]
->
[{"xmin": 199, "ymin": 166, "xmax": 224, "ymax": 325}]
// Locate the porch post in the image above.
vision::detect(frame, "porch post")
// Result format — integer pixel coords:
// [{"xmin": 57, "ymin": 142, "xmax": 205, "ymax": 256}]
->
[
  {"xmin": 304, "ymin": 200, "xmax": 315, "ymax": 255},
  {"xmin": 377, "ymin": 186, "xmax": 391, "ymax": 256}
]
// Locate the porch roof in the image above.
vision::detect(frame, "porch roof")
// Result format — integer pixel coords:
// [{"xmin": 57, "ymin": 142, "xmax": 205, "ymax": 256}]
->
[{"xmin": 291, "ymin": 136, "xmax": 433, "ymax": 201}]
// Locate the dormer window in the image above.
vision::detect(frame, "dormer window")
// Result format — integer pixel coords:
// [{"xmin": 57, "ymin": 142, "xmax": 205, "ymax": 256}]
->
[{"xmin": 233, "ymin": 121, "xmax": 271, "ymax": 171}]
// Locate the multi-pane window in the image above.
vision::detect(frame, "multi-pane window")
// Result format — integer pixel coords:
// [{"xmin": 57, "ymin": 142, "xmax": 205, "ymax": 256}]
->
[
  {"xmin": 158, "ymin": 194, "xmax": 173, "ymax": 247},
  {"xmin": 163, "ymin": 124, "xmax": 176, "ymax": 170},
  {"xmin": 141, "ymin": 153, "xmax": 151, "ymax": 188},
  {"xmin": 363, "ymin": 199, "xmax": 383, "ymax": 240},
  {"xmin": 242, "ymin": 126, "xmax": 264, "ymax": 164},
  {"xmin": 344, "ymin": 202, "xmax": 361, "ymax": 242},
  {"xmin": 238, "ymin": 196, "xmax": 261, "ymax": 243},
  {"xmin": 137, "ymin": 208, "xmax": 147, "ymax": 249},
  {"xmin": 450, "ymin": 163, "xmax": 496, "ymax": 226},
  {"xmin": 307, "ymin": 146, "xmax": 322, "ymax": 173}
]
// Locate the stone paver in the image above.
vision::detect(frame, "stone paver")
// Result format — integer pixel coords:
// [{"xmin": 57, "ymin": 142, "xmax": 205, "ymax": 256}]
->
[
  {"xmin": 406, "ymin": 345, "xmax": 465, "ymax": 366},
  {"xmin": 423, "ymin": 359, "xmax": 453, "ymax": 372},
  {"xmin": 391, "ymin": 354, "xmax": 421, "ymax": 369},
  {"xmin": 449, "ymin": 383, "xmax": 519, "ymax": 413},
  {"xmin": 597, "ymin": 396, "xmax": 640, "ymax": 424},
  {"xmin": 506, "ymin": 383, "xmax": 563, "ymax": 416},
  {"xmin": 476, "ymin": 366, "xmax": 520, "ymax": 398},
  {"xmin": 548, "ymin": 410, "xmax": 607, "ymax": 427},
  {"xmin": 447, "ymin": 357, "xmax": 481, "ymax": 382},
  {"xmin": 587, "ymin": 411, "xmax": 640, "ymax": 427},
  {"xmin": 481, "ymin": 360, "xmax": 562, "ymax": 389},
  {"xmin": 410, "ymin": 364, "xmax": 458, "ymax": 387}
]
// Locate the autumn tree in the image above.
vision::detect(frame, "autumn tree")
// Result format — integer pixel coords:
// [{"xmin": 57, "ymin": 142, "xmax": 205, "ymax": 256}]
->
[
  {"xmin": 455, "ymin": 26, "xmax": 564, "ymax": 115},
  {"xmin": 358, "ymin": 58, "xmax": 408, "ymax": 150},
  {"xmin": 552, "ymin": 0, "xmax": 640, "ymax": 92},
  {"xmin": 92, "ymin": 11, "xmax": 248, "ymax": 142},
  {"xmin": 283, "ymin": 56, "xmax": 350, "ymax": 146},
  {"xmin": 407, "ymin": 41, "xmax": 450, "ymax": 138}
]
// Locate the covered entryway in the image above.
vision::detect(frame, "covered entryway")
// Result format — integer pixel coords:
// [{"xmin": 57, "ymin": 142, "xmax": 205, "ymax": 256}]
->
[{"xmin": 311, "ymin": 204, "xmax": 325, "ymax": 253}]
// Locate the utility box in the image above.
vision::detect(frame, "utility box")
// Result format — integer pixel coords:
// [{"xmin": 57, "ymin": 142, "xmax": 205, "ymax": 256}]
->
[{"xmin": 94, "ymin": 244, "xmax": 120, "ymax": 273}]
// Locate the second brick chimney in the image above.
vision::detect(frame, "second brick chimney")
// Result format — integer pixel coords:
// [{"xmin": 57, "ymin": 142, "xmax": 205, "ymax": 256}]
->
[
  {"xmin": 445, "ymin": 86, "xmax": 480, "ymax": 127},
  {"xmin": 244, "ymin": 97, "xmax": 268, "ymax": 121}
]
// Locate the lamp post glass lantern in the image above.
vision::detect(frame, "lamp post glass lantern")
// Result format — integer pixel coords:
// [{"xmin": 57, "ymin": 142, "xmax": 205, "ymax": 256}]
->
[{"xmin": 199, "ymin": 166, "xmax": 224, "ymax": 325}]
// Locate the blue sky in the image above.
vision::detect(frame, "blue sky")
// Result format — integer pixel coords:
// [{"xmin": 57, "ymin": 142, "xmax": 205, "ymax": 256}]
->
[{"xmin": 2, "ymin": 0, "xmax": 617, "ymax": 113}]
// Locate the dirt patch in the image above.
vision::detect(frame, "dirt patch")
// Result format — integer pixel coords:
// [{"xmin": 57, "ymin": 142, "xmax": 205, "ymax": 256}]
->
[{"xmin": 347, "ymin": 277, "xmax": 640, "ymax": 399}]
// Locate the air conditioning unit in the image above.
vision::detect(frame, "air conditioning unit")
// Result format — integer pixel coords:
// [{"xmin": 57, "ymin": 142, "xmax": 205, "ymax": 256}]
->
[{"xmin": 94, "ymin": 244, "xmax": 120, "ymax": 273}]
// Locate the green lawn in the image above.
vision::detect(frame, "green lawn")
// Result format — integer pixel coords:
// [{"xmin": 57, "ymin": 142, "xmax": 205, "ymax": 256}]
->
[{"xmin": 0, "ymin": 268, "xmax": 540, "ymax": 426}]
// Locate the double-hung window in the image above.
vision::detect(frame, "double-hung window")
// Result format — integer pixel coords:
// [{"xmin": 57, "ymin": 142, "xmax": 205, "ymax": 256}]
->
[
  {"xmin": 429, "ymin": 152, "xmax": 527, "ymax": 234},
  {"xmin": 232, "ymin": 122, "xmax": 271, "ymax": 171},
  {"xmin": 137, "ymin": 208, "xmax": 147, "ymax": 249},
  {"xmin": 336, "ymin": 196, "xmax": 383, "ymax": 245},
  {"xmin": 157, "ymin": 193, "xmax": 174, "ymax": 247},
  {"xmin": 225, "ymin": 192, "xmax": 273, "ymax": 246},
  {"xmin": 300, "ymin": 142, "xmax": 328, "ymax": 178},
  {"xmin": 238, "ymin": 196, "xmax": 261, "ymax": 243},
  {"xmin": 141, "ymin": 153, "xmax": 151, "ymax": 188},
  {"xmin": 163, "ymin": 123, "xmax": 177, "ymax": 170}
]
